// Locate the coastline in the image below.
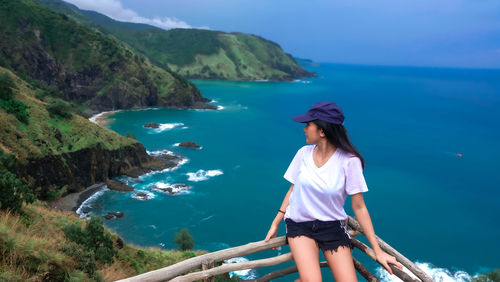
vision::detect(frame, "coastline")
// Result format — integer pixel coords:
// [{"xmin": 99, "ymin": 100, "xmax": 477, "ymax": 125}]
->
[
  {"xmin": 49, "ymin": 183, "xmax": 106, "ymax": 212},
  {"xmin": 89, "ymin": 110, "xmax": 121, "ymax": 127}
]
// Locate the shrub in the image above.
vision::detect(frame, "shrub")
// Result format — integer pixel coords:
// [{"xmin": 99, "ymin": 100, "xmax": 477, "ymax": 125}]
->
[
  {"xmin": 46, "ymin": 100, "xmax": 72, "ymax": 119},
  {"xmin": 473, "ymin": 269, "xmax": 500, "ymax": 282},
  {"xmin": 173, "ymin": 228, "xmax": 195, "ymax": 251},
  {"xmin": 62, "ymin": 216, "xmax": 116, "ymax": 264},
  {"xmin": 0, "ymin": 151, "xmax": 35, "ymax": 213},
  {"xmin": 0, "ymin": 72, "xmax": 29, "ymax": 123}
]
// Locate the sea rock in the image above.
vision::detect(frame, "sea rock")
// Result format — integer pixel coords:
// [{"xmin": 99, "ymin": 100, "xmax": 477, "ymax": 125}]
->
[
  {"xmin": 106, "ymin": 179, "xmax": 134, "ymax": 192},
  {"xmin": 103, "ymin": 211, "xmax": 124, "ymax": 220},
  {"xmin": 178, "ymin": 142, "xmax": 201, "ymax": 149},
  {"xmin": 144, "ymin": 122, "xmax": 160, "ymax": 129},
  {"xmin": 134, "ymin": 192, "xmax": 152, "ymax": 200},
  {"xmin": 153, "ymin": 183, "xmax": 191, "ymax": 195}
]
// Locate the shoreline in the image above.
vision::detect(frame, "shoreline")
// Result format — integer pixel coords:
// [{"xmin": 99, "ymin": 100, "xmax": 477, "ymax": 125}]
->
[
  {"xmin": 49, "ymin": 183, "xmax": 106, "ymax": 212},
  {"xmin": 89, "ymin": 110, "xmax": 121, "ymax": 127}
]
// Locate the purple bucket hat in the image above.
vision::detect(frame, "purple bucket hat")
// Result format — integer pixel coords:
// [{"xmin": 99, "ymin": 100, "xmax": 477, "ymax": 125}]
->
[{"xmin": 292, "ymin": 101, "xmax": 345, "ymax": 125}]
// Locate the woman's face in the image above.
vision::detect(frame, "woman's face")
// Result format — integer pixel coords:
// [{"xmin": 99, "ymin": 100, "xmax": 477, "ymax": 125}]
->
[{"xmin": 303, "ymin": 121, "xmax": 324, "ymax": 144}]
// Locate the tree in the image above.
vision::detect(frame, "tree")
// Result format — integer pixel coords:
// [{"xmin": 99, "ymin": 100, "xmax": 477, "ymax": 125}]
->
[
  {"xmin": 173, "ymin": 228, "xmax": 195, "ymax": 251},
  {"xmin": 0, "ymin": 150, "xmax": 35, "ymax": 213}
]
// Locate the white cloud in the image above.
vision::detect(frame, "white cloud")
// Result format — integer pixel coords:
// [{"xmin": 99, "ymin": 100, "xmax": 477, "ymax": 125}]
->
[{"xmin": 63, "ymin": 0, "xmax": 209, "ymax": 30}]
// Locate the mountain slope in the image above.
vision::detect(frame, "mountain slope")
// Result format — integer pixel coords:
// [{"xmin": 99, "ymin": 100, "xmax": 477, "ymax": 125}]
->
[
  {"xmin": 37, "ymin": 0, "xmax": 315, "ymax": 81},
  {"xmin": 0, "ymin": 0, "xmax": 214, "ymax": 115}
]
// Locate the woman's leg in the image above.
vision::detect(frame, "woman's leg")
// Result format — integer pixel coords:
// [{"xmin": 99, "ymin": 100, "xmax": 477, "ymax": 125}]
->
[
  {"xmin": 322, "ymin": 246, "xmax": 357, "ymax": 282},
  {"xmin": 288, "ymin": 236, "xmax": 322, "ymax": 282}
]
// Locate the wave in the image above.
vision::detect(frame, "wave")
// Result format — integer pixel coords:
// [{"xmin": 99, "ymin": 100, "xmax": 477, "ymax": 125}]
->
[
  {"xmin": 147, "ymin": 149, "xmax": 175, "ymax": 156},
  {"xmin": 146, "ymin": 123, "xmax": 185, "ymax": 133},
  {"xmin": 75, "ymin": 187, "xmax": 109, "ymax": 217},
  {"xmin": 151, "ymin": 182, "xmax": 192, "ymax": 195},
  {"xmin": 293, "ymin": 79, "xmax": 312, "ymax": 84},
  {"xmin": 224, "ymin": 257, "xmax": 259, "ymax": 280},
  {"xmin": 88, "ymin": 110, "xmax": 121, "ymax": 124},
  {"xmin": 131, "ymin": 190, "xmax": 155, "ymax": 201},
  {"xmin": 186, "ymin": 169, "xmax": 223, "ymax": 182},
  {"xmin": 376, "ymin": 262, "xmax": 479, "ymax": 282},
  {"xmin": 217, "ymin": 105, "xmax": 225, "ymax": 110}
]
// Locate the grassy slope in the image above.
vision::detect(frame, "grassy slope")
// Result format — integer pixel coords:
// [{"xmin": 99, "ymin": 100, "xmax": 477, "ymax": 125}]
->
[
  {"xmin": 0, "ymin": 0, "xmax": 205, "ymax": 113},
  {"xmin": 0, "ymin": 67, "xmax": 136, "ymax": 162},
  {"xmin": 0, "ymin": 201, "xmax": 210, "ymax": 281},
  {"xmin": 36, "ymin": 0, "xmax": 313, "ymax": 81}
]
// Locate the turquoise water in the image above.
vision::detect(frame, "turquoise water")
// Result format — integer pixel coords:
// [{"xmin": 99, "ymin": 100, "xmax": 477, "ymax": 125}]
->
[{"xmin": 83, "ymin": 64, "xmax": 500, "ymax": 281}]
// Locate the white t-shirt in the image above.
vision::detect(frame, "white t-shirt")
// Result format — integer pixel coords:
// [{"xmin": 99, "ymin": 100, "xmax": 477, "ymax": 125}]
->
[{"xmin": 283, "ymin": 144, "xmax": 368, "ymax": 222}]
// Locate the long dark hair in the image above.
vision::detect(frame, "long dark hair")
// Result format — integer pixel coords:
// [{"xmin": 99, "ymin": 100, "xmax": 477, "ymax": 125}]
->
[{"xmin": 312, "ymin": 120, "xmax": 365, "ymax": 169}]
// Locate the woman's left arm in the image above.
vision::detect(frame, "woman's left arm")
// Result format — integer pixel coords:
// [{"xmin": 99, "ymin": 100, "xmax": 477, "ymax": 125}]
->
[{"xmin": 351, "ymin": 193, "xmax": 403, "ymax": 275}]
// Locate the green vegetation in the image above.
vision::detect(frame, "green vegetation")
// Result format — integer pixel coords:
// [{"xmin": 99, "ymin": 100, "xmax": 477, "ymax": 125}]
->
[
  {"xmin": 36, "ymin": 0, "xmax": 313, "ymax": 81},
  {"xmin": 0, "ymin": 201, "xmax": 242, "ymax": 281},
  {"xmin": 473, "ymin": 269, "xmax": 500, "ymax": 282},
  {"xmin": 0, "ymin": 0, "xmax": 207, "ymax": 113},
  {"xmin": 0, "ymin": 149, "xmax": 35, "ymax": 213},
  {"xmin": 174, "ymin": 228, "xmax": 195, "ymax": 251},
  {"xmin": 0, "ymin": 73, "xmax": 29, "ymax": 123},
  {"xmin": 0, "ymin": 68, "xmax": 137, "ymax": 161},
  {"xmin": 63, "ymin": 216, "xmax": 116, "ymax": 265}
]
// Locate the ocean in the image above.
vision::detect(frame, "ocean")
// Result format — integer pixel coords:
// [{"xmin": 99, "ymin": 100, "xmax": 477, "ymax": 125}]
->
[{"xmin": 83, "ymin": 63, "xmax": 500, "ymax": 281}]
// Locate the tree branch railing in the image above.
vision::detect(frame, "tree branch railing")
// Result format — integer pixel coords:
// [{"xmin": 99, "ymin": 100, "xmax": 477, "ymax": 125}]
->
[{"xmin": 116, "ymin": 216, "xmax": 433, "ymax": 282}]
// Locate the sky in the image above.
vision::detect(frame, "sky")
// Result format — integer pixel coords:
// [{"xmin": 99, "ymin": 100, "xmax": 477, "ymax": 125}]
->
[{"xmin": 64, "ymin": 0, "xmax": 500, "ymax": 69}]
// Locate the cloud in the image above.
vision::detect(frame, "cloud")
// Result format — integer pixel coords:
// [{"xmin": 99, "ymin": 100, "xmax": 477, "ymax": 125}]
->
[{"xmin": 63, "ymin": 0, "xmax": 209, "ymax": 30}]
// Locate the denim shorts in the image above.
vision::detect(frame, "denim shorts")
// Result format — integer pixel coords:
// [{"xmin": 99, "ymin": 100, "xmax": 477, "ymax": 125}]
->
[{"xmin": 285, "ymin": 218, "xmax": 354, "ymax": 254}]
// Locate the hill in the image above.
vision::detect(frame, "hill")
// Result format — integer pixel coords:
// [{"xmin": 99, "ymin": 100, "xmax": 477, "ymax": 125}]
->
[
  {"xmin": 37, "ymin": 0, "xmax": 315, "ymax": 81},
  {"xmin": 0, "ymin": 0, "xmax": 214, "ymax": 116}
]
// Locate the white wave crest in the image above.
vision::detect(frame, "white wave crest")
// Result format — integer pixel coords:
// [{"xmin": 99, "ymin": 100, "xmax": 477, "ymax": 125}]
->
[
  {"xmin": 151, "ymin": 182, "xmax": 192, "ymax": 195},
  {"xmin": 146, "ymin": 123, "xmax": 185, "ymax": 133},
  {"xmin": 217, "ymin": 105, "xmax": 224, "ymax": 110},
  {"xmin": 147, "ymin": 149, "xmax": 175, "ymax": 156},
  {"xmin": 224, "ymin": 257, "xmax": 258, "ymax": 280},
  {"xmin": 131, "ymin": 190, "xmax": 155, "ymax": 201},
  {"xmin": 88, "ymin": 110, "xmax": 121, "ymax": 124},
  {"xmin": 75, "ymin": 187, "xmax": 109, "ymax": 217},
  {"xmin": 186, "ymin": 169, "xmax": 223, "ymax": 182},
  {"xmin": 376, "ymin": 262, "xmax": 474, "ymax": 282}
]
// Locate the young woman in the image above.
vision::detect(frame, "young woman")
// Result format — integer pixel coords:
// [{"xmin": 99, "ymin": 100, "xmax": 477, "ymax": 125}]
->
[{"xmin": 265, "ymin": 101, "xmax": 402, "ymax": 281}]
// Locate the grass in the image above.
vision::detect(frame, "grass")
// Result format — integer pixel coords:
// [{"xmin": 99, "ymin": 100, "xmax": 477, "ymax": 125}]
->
[
  {"xmin": 0, "ymin": 68, "xmax": 137, "ymax": 162},
  {"xmin": 0, "ymin": 201, "xmax": 223, "ymax": 281}
]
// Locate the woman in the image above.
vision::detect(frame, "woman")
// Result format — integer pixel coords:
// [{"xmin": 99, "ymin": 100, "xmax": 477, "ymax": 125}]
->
[{"xmin": 265, "ymin": 101, "xmax": 402, "ymax": 281}]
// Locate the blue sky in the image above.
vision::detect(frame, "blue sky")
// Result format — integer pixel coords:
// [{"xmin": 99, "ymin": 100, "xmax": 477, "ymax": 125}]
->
[{"xmin": 65, "ymin": 0, "xmax": 500, "ymax": 69}]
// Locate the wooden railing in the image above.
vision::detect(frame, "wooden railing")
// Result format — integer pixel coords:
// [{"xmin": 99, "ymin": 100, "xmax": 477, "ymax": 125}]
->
[{"xmin": 116, "ymin": 216, "xmax": 433, "ymax": 282}]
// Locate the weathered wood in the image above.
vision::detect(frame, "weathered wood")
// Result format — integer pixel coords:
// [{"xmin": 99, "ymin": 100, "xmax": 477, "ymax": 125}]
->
[
  {"xmin": 352, "ymin": 238, "xmax": 419, "ymax": 282},
  {"xmin": 170, "ymin": 253, "xmax": 293, "ymax": 282},
  {"xmin": 246, "ymin": 261, "xmax": 329, "ymax": 282},
  {"xmin": 116, "ymin": 237, "xmax": 287, "ymax": 282},
  {"xmin": 347, "ymin": 216, "xmax": 433, "ymax": 282},
  {"xmin": 353, "ymin": 257, "xmax": 380, "ymax": 282},
  {"xmin": 201, "ymin": 260, "xmax": 214, "ymax": 282}
]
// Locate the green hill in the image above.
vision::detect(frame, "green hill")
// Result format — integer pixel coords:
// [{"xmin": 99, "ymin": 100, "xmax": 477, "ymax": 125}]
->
[
  {"xmin": 37, "ymin": 0, "xmax": 315, "ymax": 81},
  {"xmin": 0, "ymin": 0, "xmax": 214, "ymax": 116}
]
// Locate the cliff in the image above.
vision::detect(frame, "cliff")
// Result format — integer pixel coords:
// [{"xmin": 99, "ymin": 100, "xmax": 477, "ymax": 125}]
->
[
  {"xmin": 0, "ymin": 0, "xmax": 214, "ymax": 115},
  {"xmin": 36, "ymin": 0, "xmax": 316, "ymax": 81},
  {"xmin": 0, "ymin": 68, "xmax": 175, "ymax": 198}
]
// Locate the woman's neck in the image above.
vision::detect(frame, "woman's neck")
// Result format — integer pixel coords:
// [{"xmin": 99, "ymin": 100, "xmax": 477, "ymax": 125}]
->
[{"xmin": 315, "ymin": 139, "xmax": 336, "ymax": 156}]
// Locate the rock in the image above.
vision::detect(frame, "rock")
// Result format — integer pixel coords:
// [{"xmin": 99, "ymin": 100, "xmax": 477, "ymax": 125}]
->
[
  {"xmin": 106, "ymin": 179, "xmax": 134, "ymax": 192},
  {"xmin": 178, "ymin": 142, "xmax": 201, "ymax": 149},
  {"xmin": 115, "ymin": 236, "xmax": 124, "ymax": 249},
  {"xmin": 144, "ymin": 122, "xmax": 160, "ymax": 128},
  {"xmin": 134, "ymin": 191, "xmax": 152, "ymax": 200},
  {"xmin": 103, "ymin": 211, "xmax": 125, "ymax": 220},
  {"xmin": 153, "ymin": 183, "xmax": 191, "ymax": 195}
]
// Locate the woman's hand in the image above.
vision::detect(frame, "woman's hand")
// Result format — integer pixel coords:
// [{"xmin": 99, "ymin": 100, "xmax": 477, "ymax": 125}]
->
[
  {"xmin": 375, "ymin": 250, "xmax": 403, "ymax": 275},
  {"xmin": 264, "ymin": 224, "xmax": 279, "ymax": 249}
]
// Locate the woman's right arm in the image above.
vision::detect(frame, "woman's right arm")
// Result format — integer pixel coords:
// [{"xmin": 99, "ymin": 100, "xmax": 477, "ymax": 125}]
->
[{"xmin": 264, "ymin": 184, "xmax": 294, "ymax": 242}]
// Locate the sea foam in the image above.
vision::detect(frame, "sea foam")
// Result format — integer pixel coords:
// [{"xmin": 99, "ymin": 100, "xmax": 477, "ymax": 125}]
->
[
  {"xmin": 186, "ymin": 169, "xmax": 223, "ymax": 182},
  {"xmin": 376, "ymin": 262, "xmax": 475, "ymax": 282},
  {"xmin": 76, "ymin": 186, "xmax": 109, "ymax": 218},
  {"xmin": 224, "ymin": 257, "xmax": 258, "ymax": 280},
  {"xmin": 146, "ymin": 123, "xmax": 185, "ymax": 133}
]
